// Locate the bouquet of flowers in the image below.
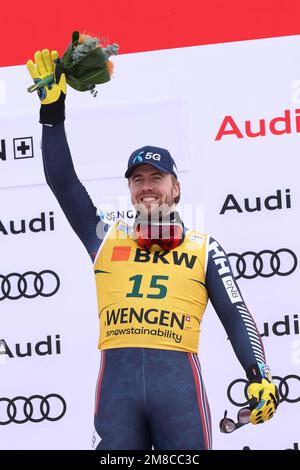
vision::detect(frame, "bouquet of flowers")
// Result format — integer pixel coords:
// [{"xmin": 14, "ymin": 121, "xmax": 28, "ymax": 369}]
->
[{"xmin": 28, "ymin": 31, "xmax": 119, "ymax": 97}]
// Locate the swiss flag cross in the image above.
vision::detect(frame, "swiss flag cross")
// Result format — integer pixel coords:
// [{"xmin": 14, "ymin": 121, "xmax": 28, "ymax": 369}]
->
[
  {"xmin": 111, "ymin": 246, "xmax": 131, "ymax": 261},
  {"xmin": 186, "ymin": 316, "xmax": 191, "ymax": 322}
]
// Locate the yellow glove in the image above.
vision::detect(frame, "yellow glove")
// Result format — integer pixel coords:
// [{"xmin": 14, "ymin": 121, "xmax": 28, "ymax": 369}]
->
[
  {"xmin": 26, "ymin": 49, "xmax": 66, "ymax": 104},
  {"xmin": 247, "ymin": 378, "xmax": 279, "ymax": 425}
]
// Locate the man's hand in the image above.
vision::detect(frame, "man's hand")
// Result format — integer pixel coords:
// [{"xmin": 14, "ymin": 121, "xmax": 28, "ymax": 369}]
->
[
  {"xmin": 26, "ymin": 49, "xmax": 66, "ymax": 124},
  {"xmin": 247, "ymin": 378, "xmax": 279, "ymax": 424}
]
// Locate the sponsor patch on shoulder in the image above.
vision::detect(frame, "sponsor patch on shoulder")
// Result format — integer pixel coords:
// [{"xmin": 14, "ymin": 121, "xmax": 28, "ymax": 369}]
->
[
  {"xmin": 189, "ymin": 232, "xmax": 205, "ymax": 245},
  {"xmin": 117, "ymin": 223, "xmax": 131, "ymax": 234}
]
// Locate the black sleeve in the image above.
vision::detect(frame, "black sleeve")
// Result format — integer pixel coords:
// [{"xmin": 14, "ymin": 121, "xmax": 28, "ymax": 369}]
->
[
  {"xmin": 41, "ymin": 122, "xmax": 108, "ymax": 261},
  {"xmin": 206, "ymin": 236, "xmax": 271, "ymax": 382}
]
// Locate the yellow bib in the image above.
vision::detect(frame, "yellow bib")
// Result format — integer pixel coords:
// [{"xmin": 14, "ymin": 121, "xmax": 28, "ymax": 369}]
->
[{"xmin": 94, "ymin": 220, "xmax": 209, "ymax": 353}]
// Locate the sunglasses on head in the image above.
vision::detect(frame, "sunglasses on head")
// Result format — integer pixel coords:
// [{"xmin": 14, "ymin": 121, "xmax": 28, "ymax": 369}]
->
[{"xmin": 219, "ymin": 407, "xmax": 251, "ymax": 433}]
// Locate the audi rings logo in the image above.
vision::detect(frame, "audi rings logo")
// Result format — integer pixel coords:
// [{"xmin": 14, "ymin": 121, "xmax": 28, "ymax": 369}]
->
[
  {"xmin": 0, "ymin": 394, "xmax": 67, "ymax": 424},
  {"xmin": 227, "ymin": 375, "xmax": 300, "ymax": 407},
  {"xmin": 228, "ymin": 249, "xmax": 297, "ymax": 279},
  {"xmin": 0, "ymin": 270, "xmax": 60, "ymax": 300}
]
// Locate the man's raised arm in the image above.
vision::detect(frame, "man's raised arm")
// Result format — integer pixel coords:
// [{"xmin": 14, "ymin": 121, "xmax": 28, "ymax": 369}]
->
[{"xmin": 27, "ymin": 49, "xmax": 106, "ymax": 261}]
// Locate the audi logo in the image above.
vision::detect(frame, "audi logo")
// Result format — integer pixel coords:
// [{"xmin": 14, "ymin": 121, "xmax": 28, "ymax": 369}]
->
[
  {"xmin": 0, "ymin": 394, "xmax": 67, "ymax": 424},
  {"xmin": 0, "ymin": 270, "xmax": 60, "ymax": 300},
  {"xmin": 227, "ymin": 375, "xmax": 300, "ymax": 406},
  {"xmin": 228, "ymin": 249, "xmax": 297, "ymax": 279}
]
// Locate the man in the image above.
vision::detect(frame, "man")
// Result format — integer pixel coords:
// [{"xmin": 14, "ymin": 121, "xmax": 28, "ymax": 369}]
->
[{"xmin": 26, "ymin": 49, "xmax": 279, "ymax": 450}]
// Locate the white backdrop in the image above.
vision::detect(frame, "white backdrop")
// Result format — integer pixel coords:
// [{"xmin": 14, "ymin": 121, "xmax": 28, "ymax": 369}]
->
[{"xmin": 0, "ymin": 34, "xmax": 300, "ymax": 449}]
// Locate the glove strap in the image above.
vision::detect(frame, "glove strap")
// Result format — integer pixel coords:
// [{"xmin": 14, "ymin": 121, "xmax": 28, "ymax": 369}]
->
[{"xmin": 39, "ymin": 92, "xmax": 66, "ymax": 125}]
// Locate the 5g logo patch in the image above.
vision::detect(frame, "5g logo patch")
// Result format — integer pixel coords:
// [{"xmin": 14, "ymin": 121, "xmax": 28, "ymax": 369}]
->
[{"xmin": 144, "ymin": 152, "xmax": 161, "ymax": 161}]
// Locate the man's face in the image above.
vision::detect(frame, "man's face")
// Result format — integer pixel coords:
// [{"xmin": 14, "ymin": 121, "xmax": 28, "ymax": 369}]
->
[{"xmin": 128, "ymin": 164, "xmax": 179, "ymax": 216}]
